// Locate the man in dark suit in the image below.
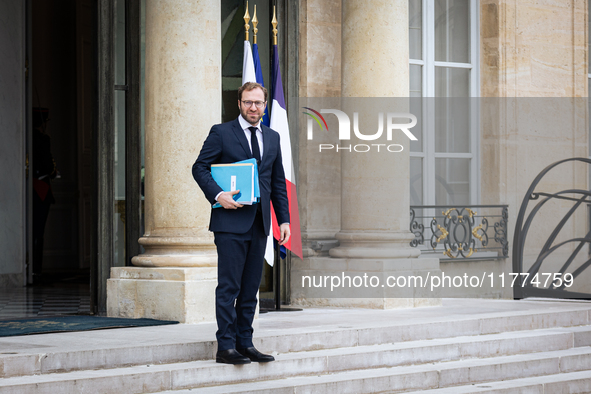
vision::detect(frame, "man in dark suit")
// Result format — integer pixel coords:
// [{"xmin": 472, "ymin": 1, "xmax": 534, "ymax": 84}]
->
[{"xmin": 193, "ymin": 82, "xmax": 290, "ymax": 365}]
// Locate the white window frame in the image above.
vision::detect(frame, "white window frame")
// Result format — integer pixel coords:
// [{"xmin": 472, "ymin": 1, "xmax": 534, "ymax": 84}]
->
[{"xmin": 409, "ymin": 0, "xmax": 480, "ymax": 206}]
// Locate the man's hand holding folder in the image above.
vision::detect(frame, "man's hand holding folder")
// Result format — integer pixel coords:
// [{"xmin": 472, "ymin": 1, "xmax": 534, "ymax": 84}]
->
[
  {"xmin": 217, "ymin": 190, "xmax": 243, "ymax": 209},
  {"xmin": 218, "ymin": 190, "xmax": 244, "ymax": 209},
  {"xmin": 211, "ymin": 158, "xmax": 260, "ymax": 209}
]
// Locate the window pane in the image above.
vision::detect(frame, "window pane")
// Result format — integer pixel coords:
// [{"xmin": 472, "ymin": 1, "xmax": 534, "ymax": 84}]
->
[
  {"xmin": 114, "ymin": 90, "xmax": 126, "ymax": 266},
  {"xmin": 434, "ymin": 98, "xmax": 470, "ymax": 153},
  {"xmin": 410, "ymin": 65, "xmax": 422, "ymax": 152},
  {"xmin": 409, "ymin": 106, "xmax": 423, "ymax": 152},
  {"xmin": 113, "ymin": 0, "xmax": 126, "ymax": 267},
  {"xmin": 435, "ymin": 0, "xmax": 470, "ymax": 63},
  {"xmin": 410, "ymin": 64, "xmax": 422, "ymax": 97},
  {"xmin": 140, "ymin": 0, "xmax": 146, "ymax": 253},
  {"xmin": 435, "ymin": 158, "xmax": 470, "ymax": 205},
  {"xmin": 409, "ymin": 0, "xmax": 422, "ymax": 60},
  {"xmin": 410, "ymin": 157, "xmax": 423, "ymax": 205},
  {"xmin": 435, "ymin": 68, "xmax": 470, "ymax": 153},
  {"xmin": 114, "ymin": 0, "xmax": 126, "ymax": 85},
  {"xmin": 435, "ymin": 66, "xmax": 469, "ymax": 97}
]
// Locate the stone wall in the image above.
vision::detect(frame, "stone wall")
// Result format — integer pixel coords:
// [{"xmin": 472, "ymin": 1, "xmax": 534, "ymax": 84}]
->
[{"xmin": 480, "ymin": 0, "xmax": 589, "ymax": 297}]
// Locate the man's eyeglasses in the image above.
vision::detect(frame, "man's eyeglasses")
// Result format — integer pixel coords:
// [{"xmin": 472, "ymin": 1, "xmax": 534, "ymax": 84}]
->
[{"xmin": 241, "ymin": 100, "xmax": 266, "ymax": 108}]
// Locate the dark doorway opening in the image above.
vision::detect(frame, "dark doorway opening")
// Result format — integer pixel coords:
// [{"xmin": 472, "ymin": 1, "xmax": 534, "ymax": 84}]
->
[{"xmin": 25, "ymin": 0, "xmax": 94, "ymax": 316}]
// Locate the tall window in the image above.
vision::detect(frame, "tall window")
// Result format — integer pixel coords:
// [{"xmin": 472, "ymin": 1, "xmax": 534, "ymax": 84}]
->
[{"xmin": 409, "ymin": 0, "xmax": 479, "ymax": 206}]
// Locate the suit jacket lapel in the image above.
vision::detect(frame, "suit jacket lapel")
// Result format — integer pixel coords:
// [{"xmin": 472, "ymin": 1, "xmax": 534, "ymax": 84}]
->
[{"xmin": 232, "ymin": 119, "xmax": 252, "ymax": 159}]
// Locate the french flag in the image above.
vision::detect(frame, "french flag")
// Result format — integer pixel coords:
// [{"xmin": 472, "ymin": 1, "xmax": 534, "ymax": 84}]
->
[
  {"xmin": 242, "ymin": 39, "xmax": 256, "ymax": 85},
  {"xmin": 266, "ymin": 44, "xmax": 303, "ymax": 260},
  {"xmin": 252, "ymin": 42, "xmax": 270, "ymax": 127}
]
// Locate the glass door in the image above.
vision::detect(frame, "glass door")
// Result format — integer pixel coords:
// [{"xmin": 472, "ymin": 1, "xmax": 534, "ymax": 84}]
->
[{"xmin": 95, "ymin": 0, "xmax": 142, "ymax": 314}]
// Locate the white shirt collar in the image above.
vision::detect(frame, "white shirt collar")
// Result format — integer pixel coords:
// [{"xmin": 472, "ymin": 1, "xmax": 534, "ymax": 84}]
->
[{"xmin": 238, "ymin": 115, "xmax": 261, "ymax": 132}]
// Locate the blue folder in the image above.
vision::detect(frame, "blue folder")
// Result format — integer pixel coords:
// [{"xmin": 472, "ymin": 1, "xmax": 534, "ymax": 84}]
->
[
  {"xmin": 236, "ymin": 158, "xmax": 260, "ymax": 198},
  {"xmin": 211, "ymin": 159, "xmax": 260, "ymax": 208}
]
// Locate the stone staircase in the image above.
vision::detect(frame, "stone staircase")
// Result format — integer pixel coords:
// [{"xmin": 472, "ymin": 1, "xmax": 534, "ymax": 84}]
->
[{"xmin": 1, "ymin": 300, "xmax": 591, "ymax": 393}]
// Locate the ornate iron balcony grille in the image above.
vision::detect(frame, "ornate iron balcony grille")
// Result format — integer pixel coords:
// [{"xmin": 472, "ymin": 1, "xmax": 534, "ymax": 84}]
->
[
  {"xmin": 513, "ymin": 157, "xmax": 591, "ymax": 300},
  {"xmin": 410, "ymin": 205, "xmax": 509, "ymax": 261}
]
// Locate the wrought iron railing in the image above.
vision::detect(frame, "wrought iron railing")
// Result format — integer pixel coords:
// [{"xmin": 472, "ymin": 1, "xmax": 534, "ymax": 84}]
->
[
  {"xmin": 513, "ymin": 157, "xmax": 591, "ymax": 299},
  {"xmin": 410, "ymin": 205, "xmax": 509, "ymax": 260}
]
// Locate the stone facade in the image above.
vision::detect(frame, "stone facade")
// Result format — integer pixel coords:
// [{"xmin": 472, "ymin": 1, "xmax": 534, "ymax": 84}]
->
[
  {"xmin": 480, "ymin": 0, "xmax": 590, "ymax": 297},
  {"xmin": 292, "ymin": 0, "xmax": 442, "ymax": 308},
  {"xmin": 108, "ymin": 0, "xmax": 591, "ymax": 320}
]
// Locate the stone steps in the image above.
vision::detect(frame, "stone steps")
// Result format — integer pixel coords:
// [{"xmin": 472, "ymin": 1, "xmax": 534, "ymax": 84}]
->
[
  {"xmin": 1, "ymin": 327, "xmax": 590, "ymax": 394},
  {"xmin": 159, "ymin": 370, "xmax": 591, "ymax": 394},
  {"xmin": 1, "ymin": 301, "xmax": 590, "ymax": 393},
  {"xmin": 150, "ymin": 347, "xmax": 591, "ymax": 394},
  {"xmin": 403, "ymin": 370, "xmax": 591, "ymax": 394},
  {"xmin": 0, "ymin": 306, "xmax": 588, "ymax": 379}
]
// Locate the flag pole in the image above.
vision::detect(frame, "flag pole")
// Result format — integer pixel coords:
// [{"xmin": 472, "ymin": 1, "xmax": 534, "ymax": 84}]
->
[
  {"xmin": 241, "ymin": 2, "xmax": 256, "ymax": 85},
  {"xmin": 269, "ymin": 5, "xmax": 301, "ymax": 313},
  {"xmin": 252, "ymin": 5, "xmax": 258, "ymax": 45},
  {"xmin": 274, "ymin": 240, "xmax": 281, "ymax": 310},
  {"xmin": 271, "ymin": 5, "xmax": 277, "ymax": 46},
  {"xmin": 243, "ymin": 1, "xmax": 250, "ymax": 41}
]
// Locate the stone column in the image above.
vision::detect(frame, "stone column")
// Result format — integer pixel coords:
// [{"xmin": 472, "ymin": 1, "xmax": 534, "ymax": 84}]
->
[
  {"xmin": 296, "ymin": 0, "xmax": 342, "ymax": 259},
  {"xmin": 334, "ymin": 0, "xmax": 412, "ymax": 256},
  {"xmin": 291, "ymin": 0, "xmax": 440, "ymax": 308},
  {"xmin": 107, "ymin": 0, "xmax": 220, "ymax": 323}
]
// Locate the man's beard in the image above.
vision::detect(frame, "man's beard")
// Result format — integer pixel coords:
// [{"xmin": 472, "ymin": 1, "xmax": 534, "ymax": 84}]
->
[{"xmin": 241, "ymin": 109, "xmax": 261, "ymax": 125}]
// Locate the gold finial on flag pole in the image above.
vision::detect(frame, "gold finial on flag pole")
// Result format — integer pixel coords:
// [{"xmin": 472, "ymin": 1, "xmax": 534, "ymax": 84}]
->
[
  {"xmin": 252, "ymin": 5, "xmax": 258, "ymax": 45},
  {"xmin": 271, "ymin": 5, "xmax": 278, "ymax": 46},
  {"xmin": 243, "ymin": 1, "xmax": 251, "ymax": 41}
]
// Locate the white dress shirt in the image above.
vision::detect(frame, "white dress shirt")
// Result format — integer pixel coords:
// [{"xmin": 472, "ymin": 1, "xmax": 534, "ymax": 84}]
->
[{"xmin": 238, "ymin": 115, "xmax": 263, "ymax": 159}]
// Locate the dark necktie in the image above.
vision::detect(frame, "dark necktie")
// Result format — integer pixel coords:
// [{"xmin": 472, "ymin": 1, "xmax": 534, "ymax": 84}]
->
[
  {"xmin": 249, "ymin": 126, "xmax": 262, "ymax": 212},
  {"xmin": 249, "ymin": 126, "xmax": 261, "ymax": 165}
]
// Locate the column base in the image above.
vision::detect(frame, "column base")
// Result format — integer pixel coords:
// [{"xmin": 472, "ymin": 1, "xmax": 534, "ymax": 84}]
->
[
  {"xmin": 329, "ymin": 231, "xmax": 421, "ymax": 259},
  {"xmin": 131, "ymin": 236, "xmax": 218, "ymax": 267},
  {"xmin": 290, "ymin": 257, "xmax": 442, "ymax": 309},
  {"xmin": 107, "ymin": 266, "xmax": 217, "ymax": 324}
]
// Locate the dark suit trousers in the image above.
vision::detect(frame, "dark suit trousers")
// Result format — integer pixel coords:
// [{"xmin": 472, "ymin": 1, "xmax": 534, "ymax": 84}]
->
[{"xmin": 214, "ymin": 210, "xmax": 266, "ymax": 351}]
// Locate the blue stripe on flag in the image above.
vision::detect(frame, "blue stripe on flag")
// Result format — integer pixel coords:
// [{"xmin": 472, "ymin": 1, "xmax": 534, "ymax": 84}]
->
[
  {"xmin": 253, "ymin": 43, "xmax": 270, "ymax": 127},
  {"xmin": 271, "ymin": 45, "xmax": 286, "ymax": 109}
]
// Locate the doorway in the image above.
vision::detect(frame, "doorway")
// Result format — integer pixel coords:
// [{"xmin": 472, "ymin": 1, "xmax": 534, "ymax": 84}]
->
[
  {"xmin": 18, "ymin": 0, "xmax": 93, "ymax": 317},
  {"xmin": 0, "ymin": 0, "xmax": 143, "ymax": 320}
]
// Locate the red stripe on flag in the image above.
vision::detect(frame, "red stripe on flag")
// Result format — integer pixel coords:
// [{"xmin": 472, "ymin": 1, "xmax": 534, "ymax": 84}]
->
[{"xmin": 270, "ymin": 180, "xmax": 303, "ymax": 259}]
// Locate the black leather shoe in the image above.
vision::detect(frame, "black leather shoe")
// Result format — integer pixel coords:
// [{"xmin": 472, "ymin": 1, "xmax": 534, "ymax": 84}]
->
[
  {"xmin": 237, "ymin": 346, "xmax": 275, "ymax": 362},
  {"xmin": 216, "ymin": 349, "xmax": 251, "ymax": 364}
]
